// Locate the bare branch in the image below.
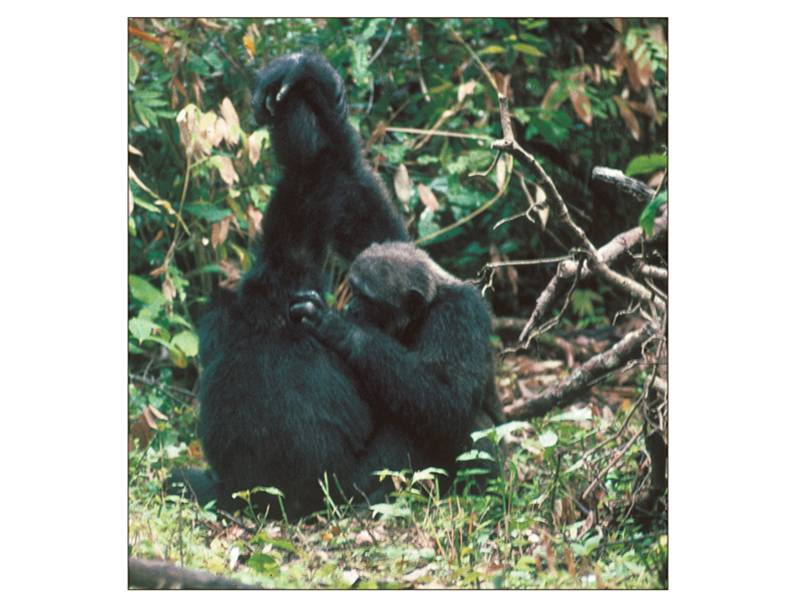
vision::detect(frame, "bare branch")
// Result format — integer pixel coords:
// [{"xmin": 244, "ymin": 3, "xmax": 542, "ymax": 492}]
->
[
  {"xmin": 129, "ymin": 558, "xmax": 257, "ymax": 590},
  {"xmin": 503, "ymin": 322, "xmax": 657, "ymax": 419},
  {"xmin": 640, "ymin": 265, "xmax": 668, "ymax": 281},
  {"xmin": 518, "ymin": 208, "xmax": 668, "ymax": 341},
  {"xmin": 488, "ymin": 94, "xmax": 665, "ymax": 316},
  {"xmin": 591, "ymin": 166, "xmax": 657, "ymax": 204},
  {"xmin": 368, "ymin": 18, "xmax": 396, "ymax": 65}
]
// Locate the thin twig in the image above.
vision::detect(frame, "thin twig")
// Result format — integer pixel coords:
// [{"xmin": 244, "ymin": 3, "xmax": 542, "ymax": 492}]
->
[
  {"xmin": 385, "ymin": 126, "xmax": 492, "ymax": 143},
  {"xmin": 368, "ymin": 18, "xmax": 397, "ymax": 65},
  {"xmin": 581, "ymin": 429, "xmax": 641, "ymax": 501}
]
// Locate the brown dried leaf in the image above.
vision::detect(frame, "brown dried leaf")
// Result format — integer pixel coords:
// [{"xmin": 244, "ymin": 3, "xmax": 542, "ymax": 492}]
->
[
  {"xmin": 162, "ymin": 276, "xmax": 176, "ymax": 302},
  {"xmin": 149, "ymin": 264, "xmax": 167, "ymax": 278},
  {"xmin": 211, "ymin": 215, "xmax": 233, "ymax": 248},
  {"xmin": 243, "ymin": 33, "xmax": 256, "ymax": 59},
  {"xmin": 569, "ymin": 86, "xmax": 593, "ymax": 126},
  {"xmin": 149, "ymin": 404, "xmax": 168, "ymax": 421},
  {"xmin": 495, "ymin": 156, "xmax": 507, "ymax": 191},
  {"xmin": 128, "ymin": 166, "xmax": 158, "ymax": 198},
  {"xmin": 648, "ymin": 171, "xmax": 665, "ymax": 189},
  {"xmin": 534, "ymin": 185, "xmax": 549, "ymax": 229},
  {"xmin": 492, "ymin": 72, "xmax": 511, "ymax": 97},
  {"xmin": 457, "ymin": 79, "xmax": 477, "ymax": 103},
  {"xmin": 218, "ymin": 259, "xmax": 242, "ymax": 289},
  {"xmin": 635, "ymin": 49, "xmax": 653, "ymax": 88},
  {"xmin": 611, "ymin": 41, "xmax": 628, "ymax": 76},
  {"xmin": 213, "ymin": 117, "xmax": 228, "ymax": 148},
  {"xmin": 187, "ymin": 439, "xmax": 204, "ymax": 461},
  {"xmin": 196, "ymin": 17, "xmax": 223, "ymax": 30},
  {"xmin": 578, "ymin": 510, "xmax": 596, "ymax": 539},
  {"xmin": 142, "ymin": 405, "xmax": 158, "ymax": 430},
  {"xmin": 628, "ymin": 96, "xmax": 657, "ymax": 123},
  {"xmin": 614, "ymin": 96, "xmax": 641, "ymax": 141},
  {"xmin": 417, "ymin": 183, "xmax": 440, "ymax": 211},
  {"xmin": 128, "ymin": 186, "xmax": 134, "ymax": 216},
  {"xmin": 367, "ymin": 120, "xmax": 387, "ymax": 148},
  {"xmin": 160, "ymin": 36, "xmax": 175, "ymax": 55},
  {"xmin": 192, "ymin": 74, "xmax": 205, "ymax": 106},
  {"xmin": 129, "ymin": 414, "xmax": 153, "ymax": 451},
  {"xmin": 541, "ymin": 81, "xmax": 562, "ymax": 110},
  {"xmin": 247, "ymin": 132, "xmax": 262, "ymax": 166},
  {"xmin": 199, "ymin": 112, "xmax": 219, "ymax": 150},
  {"xmin": 219, "ymin": 97, "xmax": 240, "ymax": 145},
  {"xmin": 246, "ymin": 203, "xmax": 263, "ymax": 239},
  {"xmin": 564, "ymin": 545, "xmax": 576, "ymax": 577},
  {"xmin": 176, "ymin": 105, "xmax": 198, "ymax": 151},
  {"xmin": 626, "ymin": 49, "xmax": 651, "ymax": 91},
  {"xmin": 394, "ymin": 164, "xmax": 413, "ymax": 207},
  {"xmin": 215, "ymin": 156, "xmax": 239, "ymax": 186}
]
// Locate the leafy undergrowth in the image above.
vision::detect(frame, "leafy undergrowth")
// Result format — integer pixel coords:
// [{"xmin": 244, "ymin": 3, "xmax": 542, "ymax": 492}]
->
[{"xmin": 128, "ymin": 358, "xmax": 667, "ymax": 589}]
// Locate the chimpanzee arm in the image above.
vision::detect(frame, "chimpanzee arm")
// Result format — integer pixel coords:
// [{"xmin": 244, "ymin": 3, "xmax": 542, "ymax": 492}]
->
[{"xmin": 295, "ymin": 289, "xmax": 491, "ymax": 445}]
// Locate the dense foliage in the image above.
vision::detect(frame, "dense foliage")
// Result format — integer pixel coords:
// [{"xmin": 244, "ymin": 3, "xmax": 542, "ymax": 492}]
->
[{"xmin": 128, "ymin": 17, "xmax": 668, "ymax": 588}]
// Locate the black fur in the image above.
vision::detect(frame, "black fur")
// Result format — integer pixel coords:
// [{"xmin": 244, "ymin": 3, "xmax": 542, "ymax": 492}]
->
[
  {"xmin": 171, "ymin": 53, "xmax": 417, "ymax": 519},
  {"xmin": 290, "ymin": 242, "xmax": 504, "ymax": 484}
]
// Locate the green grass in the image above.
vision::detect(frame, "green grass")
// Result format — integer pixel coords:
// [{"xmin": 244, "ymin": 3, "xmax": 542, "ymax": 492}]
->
[{"xmin": 128, "ymin": 376, "xmax": 667, "ymax": 589}]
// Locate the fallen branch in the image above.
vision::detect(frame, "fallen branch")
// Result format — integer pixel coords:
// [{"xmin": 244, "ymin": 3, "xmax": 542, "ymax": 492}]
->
[
  {"xmin": 503, "ymin": 322, "xmax": 657, "ymax": 419},
  {"xmin": 640, "ymin": 265, "xmax": 668, "ymax": 281},
  {"xmin": 518, "ymin": 207, "xmax": 668, "ymax": 342},
  {"xmin": 591, "ymin": 166, "xmax": 657, "ymax": 204},
  {"xmin": 488, "ymin": 94, "xmax": 665, "ymax": 321},
  {"xmin": 128, "ymin": 558, "xmax": 257, "ymax": 590}
]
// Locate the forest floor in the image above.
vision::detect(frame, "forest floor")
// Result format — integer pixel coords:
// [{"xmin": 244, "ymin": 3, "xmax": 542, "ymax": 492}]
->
[{"xmin": 128, "ymin": 342, "xmax": 667, "ymax": 589}]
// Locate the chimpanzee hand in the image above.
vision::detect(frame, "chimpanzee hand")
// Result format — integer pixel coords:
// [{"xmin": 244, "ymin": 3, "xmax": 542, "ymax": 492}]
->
[
  {"xmin": 252, "ymin": 52, "xmax": 344, "ymax": 125},
  {"xmin": 289, "ymin": 289, "xmax": 359, "ymax": 355},
  {"xmin": 289, "ymin": 290, "xmax": 326, "ymax": 326}
]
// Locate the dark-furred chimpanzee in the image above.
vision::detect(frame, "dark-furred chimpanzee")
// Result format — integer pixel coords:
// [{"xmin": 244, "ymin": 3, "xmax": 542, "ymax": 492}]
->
[
  {"xmin": 290, "ymin": 242, "xmax": 505, "ymax": 485},
  {"xmin": 170, "ymin": 52, "xmax": 430, "ymax": 519}
]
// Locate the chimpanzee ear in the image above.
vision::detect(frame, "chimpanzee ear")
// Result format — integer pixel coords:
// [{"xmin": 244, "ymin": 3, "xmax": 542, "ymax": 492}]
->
[{"xmin": 406, "ymin": 288, "xmax": 427, "ymax": 317}]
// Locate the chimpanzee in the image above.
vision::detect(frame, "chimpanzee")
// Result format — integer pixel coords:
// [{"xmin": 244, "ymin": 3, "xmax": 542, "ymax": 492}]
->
[
  {"xmin": 170, "ymin": 52, "xmax": 423, "ymax": 519},
  {"xmin": 290, "ymin": 242, "xmax": 505, "ymax": 485}
]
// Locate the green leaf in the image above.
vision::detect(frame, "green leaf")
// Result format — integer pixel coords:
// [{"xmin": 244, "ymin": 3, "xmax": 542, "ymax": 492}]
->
[
  {"xmin": 456, "ymin": 449, "xmax": 494, "ymax": 462},
  {"xmin": 132, "ymin": 197, "xmax": 161, "ymax": 213},
  {"xmin": 417, "ymin": 207, "xmax": 439, "ymax": 239},
  {"xmin": 128, "ymin": 318, "xmax": 158, "ymax": 343},
  {"xmin": 471, "ymin": 420, "xmax": 528, "ymax": 444},
  {"xmin": 513, "ymin": 43, "xmax": 544, "ymax": 57},
  {"xmin": 248, "ymin": 552, "xmax": 280, "ymax": 575},
  {"xmin": 184, "ymin": 203, "xmax": 233, "ymax": 222},
  {"xmin": 539, "ymin": 430, "xmax": 558, "ymax": 448},
  {"xmin": 251, "ymin": 485, "xmax": 285, "ymax": 498},
  {"xmin": 370, "ymin": 502, "xmax": 411, "ymax": 519},
  {"xmin": 639, "ymin": 190, "xmax": 668, "ymax": 237},
  {"xmin": 625, "ymin": 153, "xmax": 667, "ymax": 176},
  {"xmin": 171, "ymin": 330, "xmax": 199, "ymax": 357},
  {"xmin": 263, "ymin": 538, "xmax": 297, "ymax": 555},
  {"xmin": 479, "ymin": 45, "xmax": 506, "ymax": 55},
  {"xmin": 128, "ymin": 275, "xmax": 165, "ymax": 306},
  {"xmin": 128, "ymin": 53, "xmax": 139, "ymax": 84}
]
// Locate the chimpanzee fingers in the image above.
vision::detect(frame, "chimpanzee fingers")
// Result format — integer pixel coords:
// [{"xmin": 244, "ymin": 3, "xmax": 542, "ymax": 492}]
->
[
  {"xmin": 289, "ymin": 300, "xmax": 320, "ymax": 324},
  {"xmin": 289, "ymin": 289, "xmax": 324, "ymax": 307},
  {"xmin": 276, "ymin": 59, "xmax": 306, "ymax": 104}
]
